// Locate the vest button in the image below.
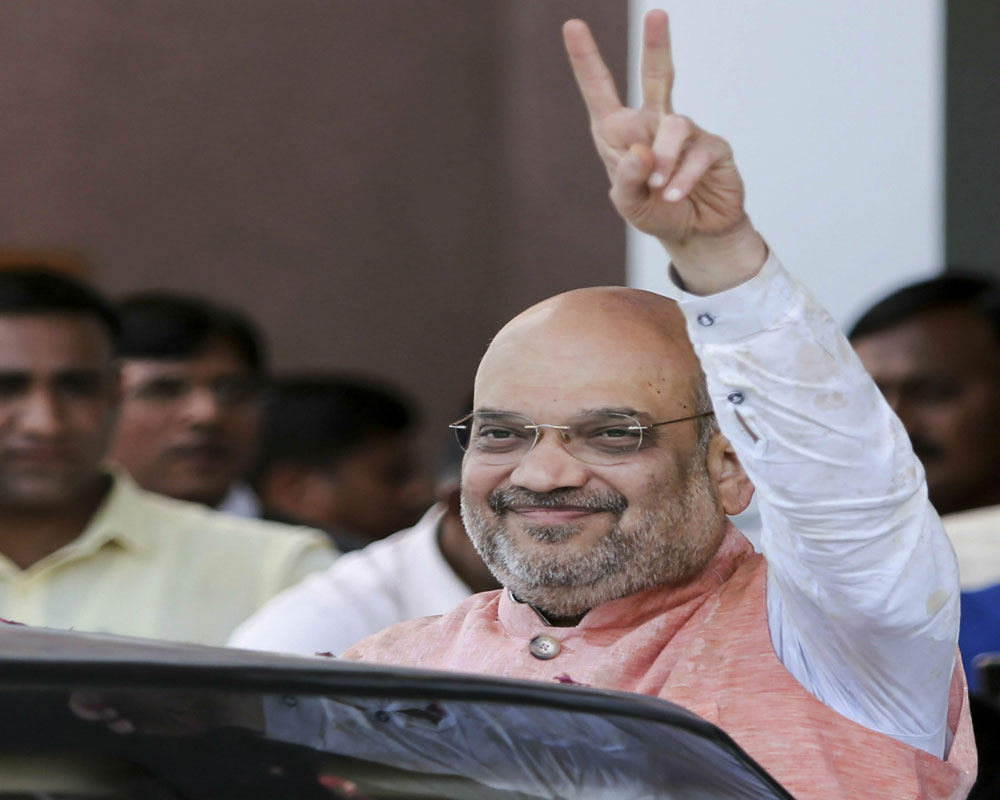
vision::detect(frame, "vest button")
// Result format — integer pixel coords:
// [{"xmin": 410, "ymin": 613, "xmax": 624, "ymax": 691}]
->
[{"xmin": 529, "ymin": 635, "xmax": 561, "ymax": 660}]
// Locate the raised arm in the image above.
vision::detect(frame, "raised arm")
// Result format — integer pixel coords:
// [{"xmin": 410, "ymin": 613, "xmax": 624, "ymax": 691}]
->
[{"xmin": 563, "ymin": 11, "xmax": 962, "ymax": 758}]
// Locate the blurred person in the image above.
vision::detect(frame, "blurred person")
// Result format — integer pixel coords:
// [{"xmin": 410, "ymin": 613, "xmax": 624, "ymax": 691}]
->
[
  {"xmin": 851, "ymin": 276, "xmax": 1000, "ymax": 693},
  {"xmin": 108, "ymin": 293, "xmax": 266, "ymax": 516},
  {"xmin": 850, "ymin": 275, "xmax": 1000, "ymax": 517},
  {"xmin": 229, "ymin": 400, "xmax": 499, "ymax": 656},
  {"xmin": 343, "ymin": 13, "xmax": 975, "ymax": 798},
  {"xmin": 251, "ymin": 377, "xmax": 431, "ymax": 552},
  {"xmin": 0, "ymin": 268, "xmax": 336, "ymax": 645}
]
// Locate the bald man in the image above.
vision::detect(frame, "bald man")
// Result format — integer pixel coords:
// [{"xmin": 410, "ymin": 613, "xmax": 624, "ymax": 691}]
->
[{"xmin": 345, "ymin": 12, "xmax": 975, "ymax": 798}]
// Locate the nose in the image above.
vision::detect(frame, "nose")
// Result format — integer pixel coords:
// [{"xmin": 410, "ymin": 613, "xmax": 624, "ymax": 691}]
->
[
  {"xmin": 179, "ymin": 386, "xmax": 224, "ymax": 425},
  {"xmin": 20, "ymin": 386, "xmax": 66, "ymax": 437},
  {"xmin": 508, "ymin": 430, "xmax": 589, "ymax": 493}
]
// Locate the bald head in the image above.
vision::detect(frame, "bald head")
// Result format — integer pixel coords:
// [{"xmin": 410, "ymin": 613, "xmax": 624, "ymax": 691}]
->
[{"xmin": 476, "ymin": 287, "xmax": 705, "ymax": 421}]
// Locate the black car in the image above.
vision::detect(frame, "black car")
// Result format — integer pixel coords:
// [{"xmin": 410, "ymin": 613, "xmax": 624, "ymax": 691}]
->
[{"xmin": 0, "ymin": 623, "xmax": 793, "ymax": 799}]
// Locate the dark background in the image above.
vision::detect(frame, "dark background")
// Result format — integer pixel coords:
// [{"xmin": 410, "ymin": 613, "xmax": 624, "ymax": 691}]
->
[
  {"xmin": 946, "ymin": 0, "xmax": 1000, "ymax": 272},
  {"xmin": 0, "ymin": 0, "xmax": 628, "ymax": 453}
]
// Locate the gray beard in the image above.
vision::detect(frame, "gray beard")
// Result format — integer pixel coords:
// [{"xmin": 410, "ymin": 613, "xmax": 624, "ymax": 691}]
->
[{"xmin": 460, "ymin": 467, "xmax": 725, "ymax": 618}]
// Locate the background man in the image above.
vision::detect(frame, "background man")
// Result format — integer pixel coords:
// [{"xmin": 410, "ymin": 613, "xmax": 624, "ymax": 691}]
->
[
  {"xmin": 230, "ymin": 405, "xmax": 499, "ymax": 655},
  {"xmin": 850, "ymin": 276, "xmax": 1000, "ymax": 692},
  {"xmin": 109, "ymin": 292, "xmax": 266, "ymax": 516},
  {"xmin": 0, "ymin": 268, "xmax": 336, "ymax": 645},
  {"xmin": 850, "ymin": 275, "xmax": 1000, "ymax": 517},
  {"xmin": 343, "ymin": 12, "xmax": 975, "ymax": 798},
  {"xmin": 251, "ymin": 377, "xmax": 430, "ymax": 551}
]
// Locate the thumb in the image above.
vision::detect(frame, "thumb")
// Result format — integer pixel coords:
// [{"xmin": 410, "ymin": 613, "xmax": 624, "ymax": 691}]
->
[{"xmin": 610, "ymin": 143, "xmax": 656, "ymax": 218}]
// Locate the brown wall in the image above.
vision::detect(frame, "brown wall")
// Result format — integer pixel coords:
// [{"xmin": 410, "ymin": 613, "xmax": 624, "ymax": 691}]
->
[{"xmin": 0, "ymin": 0, "xmax": 626, "ymax": 456}]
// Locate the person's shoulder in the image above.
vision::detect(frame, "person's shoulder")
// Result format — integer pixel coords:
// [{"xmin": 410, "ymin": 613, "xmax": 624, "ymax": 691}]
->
[
  {"xmin": 343, "ymin": 589, "xmax": 502, "ymax": 662},
  {"xmin": 942, "ymin": 503, "xmax": 1000, "ymax": 537},
  {"xmin": 942, "ymin": 504, "xmax": 1000, "ymax": 591},
  {"xmin": 119, "ymin": 478, "xmax": 331, "ymax": 550}
]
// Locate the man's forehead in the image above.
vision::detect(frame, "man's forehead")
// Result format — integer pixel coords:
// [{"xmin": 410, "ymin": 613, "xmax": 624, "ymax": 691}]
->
[
  {"xmin": 475, "ymin": 287, "xmax": 699, "ymax": 409},
  {"xmin": 0, "ymin": 313, "xmax": 113, "ymax": 367},
  {"xmin": 855, "ymin": 306, "xmax": 1000, "ymax": 373},
  {"xmin": 503, "ymin": 285, "xmax": 683, "ymax": 328},
  {"xmin": 121, "ymin": 339, "xmax": 253, "ymax": 377}
]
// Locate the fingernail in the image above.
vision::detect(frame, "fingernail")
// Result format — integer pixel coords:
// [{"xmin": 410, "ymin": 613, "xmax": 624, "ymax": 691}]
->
[
  {"xmin": 648, "ymin": 172, "xmax": 666, "ymax": 188},
  {"xmin": 628, "ymin": 144, "xmax": 643, "ymax": 162},
  {"xmin": 109, "ymin": 718, "xmax": 135, "ymax": 735},
  {"xmin": 664, "ymin": 188, "xmax": 682, "ymax": 202}
]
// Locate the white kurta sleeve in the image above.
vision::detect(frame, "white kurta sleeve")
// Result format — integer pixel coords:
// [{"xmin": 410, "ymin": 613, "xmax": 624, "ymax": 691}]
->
[{"xmin": 675, "ymin": 252, "xmax": 960, "ymax": 757}]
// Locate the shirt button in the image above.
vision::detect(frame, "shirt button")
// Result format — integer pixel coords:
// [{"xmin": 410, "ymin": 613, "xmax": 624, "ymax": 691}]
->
[
  {"xmin": 727, "ymin": 391, "xmax": 745, "ymax": 405},
  {"xmin": 696, "ymin": 313, "xmax": 715, "ymax": 327},
  {"xmin": 529, "ymin": 635, "xmax": 561, "ymax": 660}
]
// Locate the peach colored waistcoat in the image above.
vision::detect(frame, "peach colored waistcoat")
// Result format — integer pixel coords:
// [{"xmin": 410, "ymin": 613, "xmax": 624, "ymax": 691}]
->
[{"xmin": 346, "ymin": 543, "xmax": 977, "ymax": 798}]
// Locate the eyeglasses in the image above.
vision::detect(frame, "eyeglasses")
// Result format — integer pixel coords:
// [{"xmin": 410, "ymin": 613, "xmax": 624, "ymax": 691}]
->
[{"xmin": 449, "ymin": 409, "xmax": 714, "ymax": 466}]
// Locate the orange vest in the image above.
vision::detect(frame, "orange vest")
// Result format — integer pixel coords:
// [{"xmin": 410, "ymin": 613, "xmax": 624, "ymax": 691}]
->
[
  {"xmin": 347, "ymin": 537, "xmax": 977, "ymax": 798},
  {"xmin": 653, "ymin": 554, "xmax": 977, "ymax": 799}
]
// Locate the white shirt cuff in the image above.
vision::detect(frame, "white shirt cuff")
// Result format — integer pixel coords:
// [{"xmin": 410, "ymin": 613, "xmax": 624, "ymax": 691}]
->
[{"xmin": 671, "ymin": 250, "xmax": 798, "ymax": 343}]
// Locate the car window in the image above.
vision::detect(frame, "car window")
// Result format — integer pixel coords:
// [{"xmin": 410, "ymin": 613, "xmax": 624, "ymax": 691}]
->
[{"xmin": 0, "ymin": 686, "xmax": 790, "ymax": 799}]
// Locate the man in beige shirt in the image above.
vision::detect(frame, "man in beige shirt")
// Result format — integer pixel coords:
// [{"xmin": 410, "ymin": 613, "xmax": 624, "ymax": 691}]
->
[{"xmin": 0, "ymin": 267, "xmax": 336, "ymax": 645}]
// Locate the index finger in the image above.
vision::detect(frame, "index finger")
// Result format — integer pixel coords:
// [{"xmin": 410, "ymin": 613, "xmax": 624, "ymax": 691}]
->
[
  {"xmin": 562, "ymin": 18, "xmax": 623, "ymax": 121},
  {"xmin": 640, "ymin": 10, "xmax": 675, "ymax": 114}
]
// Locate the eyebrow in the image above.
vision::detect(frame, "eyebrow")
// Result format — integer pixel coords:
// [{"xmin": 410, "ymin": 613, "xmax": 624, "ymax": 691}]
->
[
  {"xmin": 474, "ymin": 406, "xmax": 651, "ymax": 418},
  {"xmin": 0, "ymin": 368, "xmax": 106, "ymax": 379},
  {"xmin": 576, "ymin": 406, "xmax": 645, "ymax": 417}
]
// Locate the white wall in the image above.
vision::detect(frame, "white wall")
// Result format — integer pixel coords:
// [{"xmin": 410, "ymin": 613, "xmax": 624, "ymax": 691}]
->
[{"xmin": 626, "ymin": 1, "xmax": 945, "ymax": 326}]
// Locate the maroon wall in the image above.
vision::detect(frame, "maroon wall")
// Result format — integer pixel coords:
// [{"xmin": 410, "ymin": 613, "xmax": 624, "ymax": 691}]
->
[{"xmin": 0, "ymin": 0, "xmax": 627, "ymax": 455}]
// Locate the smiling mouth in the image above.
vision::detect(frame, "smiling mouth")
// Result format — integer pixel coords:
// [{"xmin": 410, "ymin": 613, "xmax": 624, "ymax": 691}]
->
[{"xmin": 510, "ymin": 507, "xmax": 603, "ymax": 524}]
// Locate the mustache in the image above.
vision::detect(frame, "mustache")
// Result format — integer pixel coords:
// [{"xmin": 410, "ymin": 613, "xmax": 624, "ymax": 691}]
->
[
  {"xmin": 488, "ymin": 487, "xmax": 628, "ymax": 515},
  {"xmin": 909, "ymin": 436, "xmax": 945, "ymax": 461}
]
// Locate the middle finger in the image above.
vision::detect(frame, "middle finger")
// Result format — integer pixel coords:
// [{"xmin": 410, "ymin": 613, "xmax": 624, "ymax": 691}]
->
[{"xmin": 640, "ymin": 10, "xmax": 675, "ymax": 114}]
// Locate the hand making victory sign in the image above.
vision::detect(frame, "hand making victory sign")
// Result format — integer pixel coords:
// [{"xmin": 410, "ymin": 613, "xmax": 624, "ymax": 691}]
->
[{"xmin": 563, "ymin": 10, "xmax": 768, "ymax": 294}]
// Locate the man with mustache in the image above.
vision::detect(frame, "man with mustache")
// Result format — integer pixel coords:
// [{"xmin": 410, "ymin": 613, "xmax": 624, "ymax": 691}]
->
[
  {"xmin": 108, "ymin": 292, "xmax": 266, "ymax": 517},
  {"xmin": 851, "ymin": 276, "xmax": 1000, "ymax": 695},
  {"xmin": 344, "ymin": 11, "xmax": 976, "ymax": 798},
  {"xmin": 0, "ymin": 269, "xmax": 336, "ymax": 645}
]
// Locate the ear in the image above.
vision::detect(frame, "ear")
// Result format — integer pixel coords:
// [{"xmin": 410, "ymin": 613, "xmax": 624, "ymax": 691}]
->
[{"xmin": 704, "ymin": 432, "xmax": 754, "ymax": 515}]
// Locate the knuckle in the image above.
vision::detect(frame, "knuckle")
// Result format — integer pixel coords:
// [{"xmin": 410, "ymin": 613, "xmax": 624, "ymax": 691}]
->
[
  {"xmin": 708, "ymin": 133, "xmax": 732, "ymax": 156},
  {"xmin": 666, "ymin": 114, "xmax": 693, "ymax": 134},
  {"xmin": 689, "ymin": 147, "xmax": 713, "ymax": 170}
]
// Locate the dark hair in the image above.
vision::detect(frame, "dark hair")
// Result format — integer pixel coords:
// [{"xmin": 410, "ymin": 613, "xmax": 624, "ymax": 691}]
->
[
  {"xmin": 253, "ymin": 376, "xmax": 417, "ymax": 482},
  {"xmin": 848, "ymin": 273, "xmax": 1000, "ymax": 341},
  {"xmin": 116, "ymin": 292, "xmax": 265, "ymax": 373},
  {"xmin": 0, "ymin": 267, "xmax": 120, "ymax": 342}
]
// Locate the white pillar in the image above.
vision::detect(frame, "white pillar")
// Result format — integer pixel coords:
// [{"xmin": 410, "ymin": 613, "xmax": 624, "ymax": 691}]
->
[{"xmin": 626, "ymin": 0, "xmax": 946, "ymax": 326}]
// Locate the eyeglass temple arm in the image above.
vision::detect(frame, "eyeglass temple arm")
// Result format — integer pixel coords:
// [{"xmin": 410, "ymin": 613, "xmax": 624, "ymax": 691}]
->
[{"xmin": 649, "ymin": 410, "xmax": 716, "ymax": 429}]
